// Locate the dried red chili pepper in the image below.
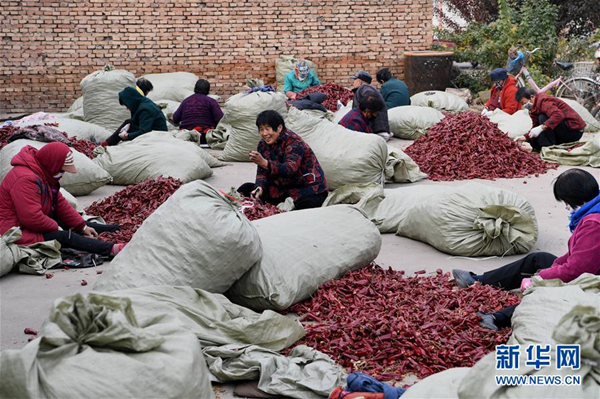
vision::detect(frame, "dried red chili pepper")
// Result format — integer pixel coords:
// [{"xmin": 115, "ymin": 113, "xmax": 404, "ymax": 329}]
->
[
  {"xmin": 404, "ymin": 112, "xmax": 557, "ymax": 181},
  {"xmin": 24, "ymin": 328, "xmax": 38, "ymax": 335},
  {"xmin": 69, "ymin": 137, "xmax": 98, "ymax": 159},
  {"xmin": 296, "ymin": 83, "xmax": 354, "ymax": 112},
  {"xmin": 45, "ymin": 273, "xmax": 54, "ymax": 279},
  {"xmin": 85, "ymin": 177, "xmax": 184, "ymax": 243},
  {"xmin": 80, "ymin": 280, "xmax": 88, "ymax": 286},
  {"xmin": 287, "ymin": 263, "xmax": 520, "ymax": 383}
]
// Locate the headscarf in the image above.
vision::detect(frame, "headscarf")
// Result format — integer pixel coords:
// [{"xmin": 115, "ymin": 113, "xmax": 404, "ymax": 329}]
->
[{"xmin": 295, "ymin": 61, "xmax": 309, "ymax": 81}]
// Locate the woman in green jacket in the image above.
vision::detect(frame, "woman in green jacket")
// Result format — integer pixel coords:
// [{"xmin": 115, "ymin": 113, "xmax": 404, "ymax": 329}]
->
[{"xmin": 102, "ymin": 87, "xmax": 168, "ymax": 146}]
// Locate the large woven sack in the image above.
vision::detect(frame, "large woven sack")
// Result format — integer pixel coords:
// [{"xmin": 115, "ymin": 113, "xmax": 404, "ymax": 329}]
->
[
  {"xmin": 509, "ymin": 274, "xmax": 600, "ymax": 346},
  {"xmin": 388, "ymin": 105, "xmax": 445, "ymax": 140},
  {"xmin": 0, "ymin": 227, "xmax": 21, "ymax": 277},
  {"xmin": 286, "ymin": 107, "xmax": 388, "ymax": 190},
  {"xmin": 142, "ymin": 72, "xmax": 198, "ymax": 103},
  {"xmin": 93, "ymin": 132, "xmax": 218, "ymax": 185},
  {"xmin": 0, "ymin": 292, "xmax": 214, "ymax": 399},
  {"xmin": 560, "ymin": 98, "xmax": 600, "ymax": 133},
  {"xmin": 385, "ymin": 147, "xmax": 427, "ymax": 183},
  {"xmin": 18, "ymin": 117, "xmax": 112, "ymax": 141},
  {"xmin": 488, "ymin": 109, "xmax": 532, "ymax": 139},
  {"xmin": 275, "ymin": 55, "xmax": 317, "ymax": 92},
  {"xmin": 218, "ymin": 91, "xmax": 288, "ymax": 161},
  {"xmin": 227, "ymin": 205, "xmax": 381, "ymax": 311},
  {"xmin": 402, "ymin": 368, "xmax": 469, "ymax": 399},
  {"xmin": 0, "ymin": 140, "xmax": 111, "ymax": 196},
  {"xmin": 67, "ymin": 96, "xmax": 83, "ymax": 112},
  {"xmin": 80, "ymin": 66, "xmax": 135, "ymax": 131},
  {"xmin": 541, "ymin": 134, "xmax": 600, "ymax": 167},
  {"xmin": 94, "ymin": 181, "xmax": 262, "ymax": 294},
  {"xmin": 376, "ymin": 183, "xmax": 538, "ymax": 256},
  {"xmin": 410, "ymin": 90, "xmax": 469, "ymax": 113},
  {"xmin": 459, "ymin": 277, "xmax": 600, "ymax": 398}
]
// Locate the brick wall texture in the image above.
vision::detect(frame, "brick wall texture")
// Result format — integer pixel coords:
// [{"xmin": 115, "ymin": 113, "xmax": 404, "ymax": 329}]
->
[{"xmin": 1, "ymin": 0, "xmax": 433, "ymax": 114}]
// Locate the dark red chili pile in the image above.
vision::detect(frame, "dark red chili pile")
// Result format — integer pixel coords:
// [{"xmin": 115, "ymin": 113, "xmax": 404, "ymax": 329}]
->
[
  {"xmin": 296, "ymin": 83, "xmax": 354, "ymax": 112},
  {"xmin": 85, "ymin": 177, "xmax": 183, "ymax": 243},
  {"xmin": 240, "ymin": 199, "xmax": 286, "ymax": 221},
  {"xmin": 289, "ymin": 264, "xmax": 520, "ymax": 382},
  {"xmin": 69, "ymin": 137, "xmax": 98, "ymax": 159},
  {"xmin": 0, "ymin": 125, "xmax": 19, "ymax": 150},
  {"xmin": 404, "ymin": 112, "xmax": 557, "ymax": 181}
]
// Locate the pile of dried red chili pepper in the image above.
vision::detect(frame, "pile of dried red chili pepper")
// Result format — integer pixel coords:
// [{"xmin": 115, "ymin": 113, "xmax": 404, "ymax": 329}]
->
[
  {"xmin": 404, "ymin": 112, "xmax": 557, "ymax": 181},
  {"xmin": 240, "ymin": 200, "xmax": 286, "ymax": 221},
  {"xmin": 0, "ymin": 125, "xmax": 19, "ymax": 150},
  {"xmin": 296, "ymin": 83, "xmax": 354, "ymax": 112},
  {"xmin": 289, "ymin": 264, "xmax": 520, "ymax": 382},
  {"xmin": 85, "ymin": 177, "xmax": 183, "ymax": 243},
  {"xmin": 69, "ymin": 137, "xmax": 98, "ymax": 159}
]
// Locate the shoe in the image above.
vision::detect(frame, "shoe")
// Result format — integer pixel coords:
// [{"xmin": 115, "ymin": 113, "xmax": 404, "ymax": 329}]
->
[
  {"xmin": 110, "ymin": 243, "xmax": 126, "ymax": 257},
  {"xmin": 477, "ymin": 311, "xmax": 498, "ymax": 331},
  {"xmin": 100, "ymin": 141, "xmax": 109, "ymax": 147},
  {"xmin": 452, "ymin": 269, "xmax": 477, "ymax": 288}
]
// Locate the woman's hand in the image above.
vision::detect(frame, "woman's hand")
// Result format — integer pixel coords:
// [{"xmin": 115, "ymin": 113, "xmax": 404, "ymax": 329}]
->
[
  {"xmin": 249, "ymin": 151, "xmax": 268, "ymax": 169},
  {"xmin": 83, "ymin": 226, "xmax": 98, "ymax": 238}
]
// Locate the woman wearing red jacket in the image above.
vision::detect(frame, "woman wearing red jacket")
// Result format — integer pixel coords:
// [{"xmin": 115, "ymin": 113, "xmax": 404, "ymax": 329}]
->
[
  {"xmin": 452, "ymin": 168, "xmax": 600, "ymax": 330},
  {"xmin": 482, "ymin": 68, "xmax": 521, "ymax": 116},
  {"xmin": 0, "ymin": 142, "xmax": 125, "ymax": 258}
]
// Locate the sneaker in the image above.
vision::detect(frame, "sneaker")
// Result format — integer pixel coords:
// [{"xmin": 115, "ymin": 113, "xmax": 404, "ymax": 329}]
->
[
  {"xmin": 110, "ymin": 243, "xmax": 126, "ymax": 257},
  {"xmin": 100, "ymin": 141, "xmax": 109, "ymax": 147},
  {"xmin": 477, "ymin": 311, "xmax": 499, "ymax": 331},
  {"xmin": 452, "ymin": 269, "xmax": 477, "ymax": 288}
]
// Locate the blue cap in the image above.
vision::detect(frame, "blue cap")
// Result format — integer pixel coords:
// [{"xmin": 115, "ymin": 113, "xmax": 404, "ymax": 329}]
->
[{"xmin": 490, "ymin": 68, "xmax": 508, "ymax": 81}]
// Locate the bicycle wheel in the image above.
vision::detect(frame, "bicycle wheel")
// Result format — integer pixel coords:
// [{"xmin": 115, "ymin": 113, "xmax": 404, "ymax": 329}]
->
[
  {"xmin": 592, "ymin": 105, "xmax": 600, "ymax": 122},
  {"xmin": 556, "ymin": 77, "xmax": 599, "ymax": 112}
]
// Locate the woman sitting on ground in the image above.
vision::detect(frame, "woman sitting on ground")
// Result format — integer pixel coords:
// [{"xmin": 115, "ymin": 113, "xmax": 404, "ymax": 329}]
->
[
  {"xmin": 452, "ymin": 168, "xmax": 600, "ymax": 330},
  {"xmin": 237, "ymin": 110, "xmax": 329, "ymax": 210},
  {"xmin": 101, "ymin": 87, "xmax": 168, "ymax": 146},
  {"xmin": 0, "ymin": 142, "xmax": 125, "ymax": 258},
  {"xmin": 172, "ymin": 79, "xmax": 224, "ymax": 144}
]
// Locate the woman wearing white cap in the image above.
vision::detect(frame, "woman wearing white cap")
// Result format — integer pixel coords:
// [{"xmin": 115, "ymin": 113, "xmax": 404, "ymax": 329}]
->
[{"xmin": 0, "ymin": 142, "xmax": 126, "ymax": 260}]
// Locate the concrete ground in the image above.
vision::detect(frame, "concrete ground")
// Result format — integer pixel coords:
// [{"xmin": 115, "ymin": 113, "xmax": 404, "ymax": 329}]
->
[{"xmin": 1, "ymin": 137, "xmax": 598, "ymax": 394}]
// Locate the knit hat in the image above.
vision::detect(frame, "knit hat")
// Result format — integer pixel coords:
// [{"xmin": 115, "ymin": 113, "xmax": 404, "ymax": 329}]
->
[
  {"xmin": 62, "ymin": 151, "xmax": 77, "ymax": 174},
  {"xmin": 490, "ymin": 68, "xmax": 508, "ymax": 82}
]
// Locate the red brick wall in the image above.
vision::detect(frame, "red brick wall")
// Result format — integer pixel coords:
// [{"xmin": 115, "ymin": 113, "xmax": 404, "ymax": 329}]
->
[{"xmin": 1, "ymin": 0, "xmax": 432, "ymax": 114}]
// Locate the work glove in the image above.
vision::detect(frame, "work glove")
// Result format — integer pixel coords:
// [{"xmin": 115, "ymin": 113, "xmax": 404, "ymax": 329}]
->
[
  {"xmin": 520, "ymin": 278, "xmax": 533, "ymax": 292},
  {"xmin": 481, "ymin": 108, "xmax": 493, "ymax": 118},
  {"xmin": 528, "ymin": 125, "xmax": 544, "ymax": 138},
  {"xmin": 481, "ymin": 108, "xmax": 488, "ymax": 115}
]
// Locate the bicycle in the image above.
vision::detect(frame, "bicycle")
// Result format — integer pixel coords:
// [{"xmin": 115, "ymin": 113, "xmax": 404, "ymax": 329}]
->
[
  {"xmin": 556, "ymin": 42, "xmax": 600, "ymax": 116},
  {"xmin": 510, "ymin": 47, "xmax": 570, "ymax": 94}
]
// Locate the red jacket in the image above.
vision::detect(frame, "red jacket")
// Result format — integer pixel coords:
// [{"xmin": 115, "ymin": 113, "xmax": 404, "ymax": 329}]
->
[
  {"xmin": 538, "ymin": 213, "xmax": 600, "ymax": 282},
  {"xmin": 530, "ymin": 94, "xmax": 586, "ymax": 131},
  {"xmin": 0, "ymin": 144, "xmax": 85, "ymax": 245},
  {"xmin": 486, "ymin": 76, "xmax": 521, "ymax": 115}
]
